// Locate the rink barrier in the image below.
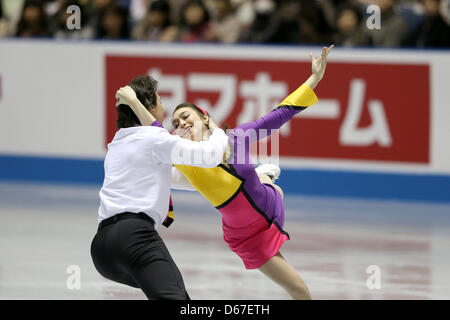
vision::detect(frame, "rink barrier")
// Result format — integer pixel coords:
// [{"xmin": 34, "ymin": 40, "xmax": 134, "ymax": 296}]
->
[{"xmin": 0, "ymin": 154, "xmax": 448, "ymax": 203}]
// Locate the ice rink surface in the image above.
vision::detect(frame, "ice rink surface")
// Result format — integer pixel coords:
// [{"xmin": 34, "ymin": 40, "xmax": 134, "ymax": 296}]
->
[{"xmin": 1, "ymin": 182, "xmax": 449, "ymax": 300}]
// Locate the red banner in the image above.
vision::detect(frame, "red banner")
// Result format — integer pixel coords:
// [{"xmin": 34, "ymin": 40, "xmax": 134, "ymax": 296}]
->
[{"xmin": 105, "ymin": 55, "xmax": 430, "ymax": 163}]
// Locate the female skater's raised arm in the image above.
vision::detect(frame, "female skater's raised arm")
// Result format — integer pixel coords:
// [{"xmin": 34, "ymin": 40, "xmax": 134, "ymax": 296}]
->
[
  {"xmin": 116, "ymin": 86, "xmax": 159, "ymax": 126},
  {"xmin": 305, "ymin": 45, "xmax": 333, "ymax": 90},
  {"xmin": 171, "ymin": 167, "xmax": 196, "ymax": 191},
  {"xmin": 233, "ymin": 45, "xmax": 333, "ymax": 139}
]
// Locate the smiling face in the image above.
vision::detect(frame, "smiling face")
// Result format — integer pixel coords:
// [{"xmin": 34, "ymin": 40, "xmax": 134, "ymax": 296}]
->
[{"xmin": 172, "ymin": 106, "xmax": 208, "ymax": 141}]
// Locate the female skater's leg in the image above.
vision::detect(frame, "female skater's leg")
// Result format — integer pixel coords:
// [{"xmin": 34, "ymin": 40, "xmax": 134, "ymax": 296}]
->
[{"xmin": 258, "ymin": 252, "xmax": 311, "ymax": 300}]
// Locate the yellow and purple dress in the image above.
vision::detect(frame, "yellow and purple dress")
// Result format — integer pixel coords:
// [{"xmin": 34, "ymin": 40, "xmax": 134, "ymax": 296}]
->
[{"xmin": 175, "ymin": 84, "xmax": 318, "ymax": 269}]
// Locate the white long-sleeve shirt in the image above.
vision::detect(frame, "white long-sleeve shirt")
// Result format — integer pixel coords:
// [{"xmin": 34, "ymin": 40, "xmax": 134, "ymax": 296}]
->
[{"xmin": 98, "ymin": 125, "xmax": 228, "ymax": 228}]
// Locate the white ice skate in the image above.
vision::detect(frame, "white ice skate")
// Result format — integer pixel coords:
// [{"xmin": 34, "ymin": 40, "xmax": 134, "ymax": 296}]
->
[{"xmin": 255, "ymin": 163, "xmax": 281, "ymax": 182}]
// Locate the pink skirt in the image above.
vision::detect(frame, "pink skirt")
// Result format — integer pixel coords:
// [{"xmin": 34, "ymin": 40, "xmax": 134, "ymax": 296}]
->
[{"xmin": 220, "ymin": 192, "xmax": 289, "ymax": 269}]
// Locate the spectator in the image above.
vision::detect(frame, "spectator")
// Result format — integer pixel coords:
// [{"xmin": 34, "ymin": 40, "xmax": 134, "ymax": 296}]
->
[
  {"xmin": 0, "ymin": 2, "xmax": 9, "ymax": 37},
  {"xmin": 441, "ymin": 0, "xmax": 450, "ymax": 24},
  {"xmin": 297, "ymin": 0, "xmax": 333, "ymax": 45},
  {"xmin": 115, "ymin": 0, "xmax": 132, "ymax": 9},
  {"xmin": 1, "ymin": 0, "xmax": 26, "ymax": 36},
  {"xmin": 97, "ymin": 4, "xmax": 129, "ymax": 39},
  {"xmin": 405, "ymin": 0, "xmax": 450, "ymax": 46},
  {"xmin": 86, "ymin": 0, "xmax": 115, "ymax": 36},
  {"xmin": 239, "ymin": 0, "xmax": 279, "ymax": 43},
  {"xmin": 130, "ymin": 0, "xmax": 153, "ymax": 23},
  {"xmin": 333, "ymin": 2, "xmax": 372, "ymax": 46},
  {"xmin": 15, "ymin": 0, "xmax": 50, "ymax": 38},
  {"xmin": 361, "ymin": 0, "xmax": 410, "ymax": 47},
  {"xmin": 132, "ymin": 0, "xmax": 176, "ymax": 41},
  {"xmin": 179, "ymin": 0, "xmax": 214, "ymax": 42},
  {"xmin": 209, "ymin": 0, "xmax": 241, "ymax": 43},
  {"xmin": 2, "ymin": 0, "xmax": 448, "ymax": 47},
  {"xmin": 269, "ymin": 0, "xmax": 302, "ymax": 44},
  {"xmin": 320, "ymin": 0, "xmax": 343, "ymax": 29},
  {"xmin": 395, "ymin": 0, "xmax": 426, "ymax": 32},
  {"xmin": 234, "ymin": 0, "xmax": 256, "ymax": 38}
]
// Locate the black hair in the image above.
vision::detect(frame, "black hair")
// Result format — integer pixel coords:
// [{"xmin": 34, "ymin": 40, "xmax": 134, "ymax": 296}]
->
[{"xmin": 116, "ymin": 75, "xmax": 158, "ymax": 129}]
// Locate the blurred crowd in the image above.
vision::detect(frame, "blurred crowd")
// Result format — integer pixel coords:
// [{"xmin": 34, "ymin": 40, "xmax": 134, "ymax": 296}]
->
[{"xmin": 0, "ymin": 0, "xmax": 449, "ymax": 47}]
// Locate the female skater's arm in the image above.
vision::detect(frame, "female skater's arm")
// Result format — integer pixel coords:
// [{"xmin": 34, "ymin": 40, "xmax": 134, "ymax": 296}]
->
[
  {"xmin": 171, "ymin": 167, "xmax": 196, "ymax": 191},
  {"xmin": 115, "ymin": 86, "xmax": 160, "ymax": 127},
  {"xmin": 233, "ymin": 45, "xmax": 333, "ymax": 139},
  {"xmin": 305, "ymin": 45, "xmax": 333, "ymax": 90}
]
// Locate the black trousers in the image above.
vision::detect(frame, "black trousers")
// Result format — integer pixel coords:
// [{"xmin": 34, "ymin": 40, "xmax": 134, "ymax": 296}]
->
[{"xmin": 90, "ymin": 212, "xmax": 190, "ymax": 300}]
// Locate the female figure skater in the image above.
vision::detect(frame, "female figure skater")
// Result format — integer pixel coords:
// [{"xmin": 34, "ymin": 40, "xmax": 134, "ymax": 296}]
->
[{"xmin": 116, "ymin": 45, "xmax": 333, "ymax": 299}]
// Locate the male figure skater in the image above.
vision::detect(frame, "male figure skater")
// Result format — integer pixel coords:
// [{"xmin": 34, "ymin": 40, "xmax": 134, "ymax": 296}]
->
[{"xmin": 90, "ymin": 75, "xmax": 228, "ymax": 300}]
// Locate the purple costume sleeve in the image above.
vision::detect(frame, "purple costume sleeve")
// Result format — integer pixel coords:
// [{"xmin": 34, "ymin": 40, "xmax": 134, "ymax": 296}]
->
[
  {"xmin": 231, "ymin": 107, "xmax": 306, "ymax": 141},
  {"xmin": 151, "ymin": 120, "xmax": 163, "ymax": 128},
  {"xmin": 228, "ymin": 106, "xmax": 306, "ymax": 165},
  {"xmin": 229, "ymin": 82, "xmax": 317, "ymax": 143}
]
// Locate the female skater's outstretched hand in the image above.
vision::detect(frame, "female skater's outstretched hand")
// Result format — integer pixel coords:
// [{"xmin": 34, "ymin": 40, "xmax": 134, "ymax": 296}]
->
[
  {"xmin": 305, "ymin": 45, "xmax": 334, "ymax": 90},
  {"xmin": 310, "ymin": 45, "xmax": 334, "ymax": 80}
]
